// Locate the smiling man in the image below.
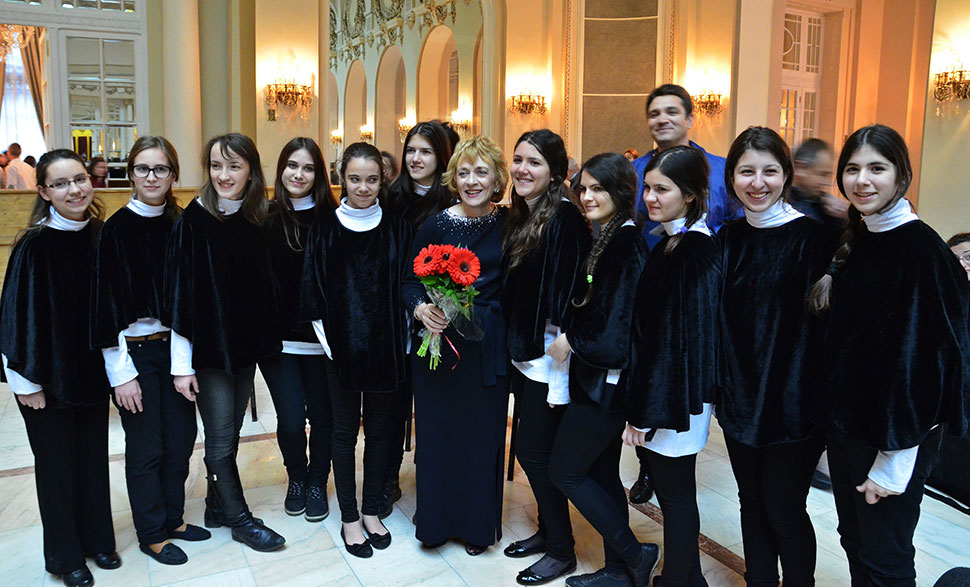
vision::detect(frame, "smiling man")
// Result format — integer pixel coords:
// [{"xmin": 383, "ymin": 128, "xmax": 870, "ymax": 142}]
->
[{"xmin": 632, "ymin": 84, "xmax": 742, "ymax": 249}]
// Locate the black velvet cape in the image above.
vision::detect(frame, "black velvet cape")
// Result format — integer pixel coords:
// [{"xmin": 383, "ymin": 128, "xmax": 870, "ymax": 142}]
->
[
  {"xmin": 626, "ymin": 231, "xmax": 721, "ymax": 431},
  {"xmin": 717, "ymin": 217, "xmax": 838, "ymax": 447},
  {"xmin": 819, "ymin": 220, "xmax": 970, "ymax": 450},
  {"xmin": 503, "ymin": 200, "xmax": 591, "ymax": 361},
  {"xmin": 0, "ymin": 224, "xmax": 110, "ymax": 406},
  {"xmin": 164, "ymin": 200, "xmax": 281, "ymax": 374},
  {"xmin": 566, "ymin": 225, "xmax": 648, "ymax": 410},
  {"xmin": 265, "ymin": 203, "xmax": 317, "ymax": 343},
  {"xmin": 299, "ymin": 208, "xmax": 412, "ymax": 392},
  {"xmin": 91, "ymin": 206, "xmax": 174, "ymax": 349},
  {"xmin": 384, "ymin": 181, "xmax": 454, "ymax": 230}
]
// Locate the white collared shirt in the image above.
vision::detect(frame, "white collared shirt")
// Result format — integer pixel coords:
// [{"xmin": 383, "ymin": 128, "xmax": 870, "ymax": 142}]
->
[
  {"xmin": 744, "ymin": 200, "xmax": 804, "ymax": 229},
  {"xmin": 862, "ymin": 198, "xmax": 919, "ymax": 233}
]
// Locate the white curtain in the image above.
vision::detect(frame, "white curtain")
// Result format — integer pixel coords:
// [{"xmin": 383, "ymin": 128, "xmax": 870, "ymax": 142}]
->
[{"xmin": 0, "ymin": 49, "xmax": 47, "ymax": 160}]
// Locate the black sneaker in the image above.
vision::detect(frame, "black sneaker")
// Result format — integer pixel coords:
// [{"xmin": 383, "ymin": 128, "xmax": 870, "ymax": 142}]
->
[
  {"xmin": 305, "ymin": 484, "xmax": 329, "ymax": 522},
  {"xmin": 284, "ymin": 479, "xmax": 307, "ymax": 516}
]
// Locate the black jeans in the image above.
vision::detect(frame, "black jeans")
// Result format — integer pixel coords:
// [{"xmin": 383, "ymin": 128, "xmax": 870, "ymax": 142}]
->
[
  {"xmin": 195, "ymin": 366, "xmax": 255, "ymax": 460},
  {"xmin": 259, "ymin": 352, "xmax": 331, "ymax": 486},
  {"xmin": 19, "ymin": 401, "xmax": 115, "ymax": 575},
  {"xmin": 725, "ymin": 434, "xmax": 824, "ymax": 587},
  {"xmin": 326, "ymin": 359, "xmax": 397, "ymax": 523},
  {"xmin": 511, "ymin": 369, "xmax": 575, "ymax": 561},
  {"xmin": 645, "ymin": 449, "xmax": 707, "ymax": 587},
  {"xmin": 827, "ymin": 429, "xmax": 943, "ymax": 587},
  {"xmin": 117, "ymin": 338, "xmax": 197, "ymax": 545},
  {"xmin": 549, "ymin": 397, "xmax": 634, "ymax": 571}
]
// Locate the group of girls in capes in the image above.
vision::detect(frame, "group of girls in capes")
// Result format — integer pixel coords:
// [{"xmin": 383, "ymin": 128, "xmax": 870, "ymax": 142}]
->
[{"xmin": 0, "ymin": 116, "xmax": 966, "ymax": 587}]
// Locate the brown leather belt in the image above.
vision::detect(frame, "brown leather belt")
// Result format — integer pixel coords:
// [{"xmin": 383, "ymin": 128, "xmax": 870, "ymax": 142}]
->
[{"xmin": 124, "ymin": 332, "xmax": 170, "ymax": 343}]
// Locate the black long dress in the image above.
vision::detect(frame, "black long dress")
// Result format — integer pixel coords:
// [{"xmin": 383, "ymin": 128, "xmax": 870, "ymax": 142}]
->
[{"xmin": 404, "ymin": 206, "xmax": 509, "ymax": 546}]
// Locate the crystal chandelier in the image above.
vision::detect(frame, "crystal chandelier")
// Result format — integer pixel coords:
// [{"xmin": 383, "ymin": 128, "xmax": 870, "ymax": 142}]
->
[{"xmin": 0, "ymin": 25, "xmax": 35, "ymax": 61}]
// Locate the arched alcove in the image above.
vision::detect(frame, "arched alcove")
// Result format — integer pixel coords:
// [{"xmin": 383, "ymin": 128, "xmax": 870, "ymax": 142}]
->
[
  {"xmin": 375, "ymin": 45, "xmax": 407, "ymax": 154},
  {"xmin": 327, "ymin": 70, "xmax": 340, "ymax": 163},
  {"xmin": 343, "ymin": 60, "xmax": 367, "ymax": 146},
  {"xmin": 417, "ymin": 25, "xmax": 457, "ymax": 122}
]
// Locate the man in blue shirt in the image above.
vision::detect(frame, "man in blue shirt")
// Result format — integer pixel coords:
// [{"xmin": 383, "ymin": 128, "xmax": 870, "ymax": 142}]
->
[{"xmin": 632, "ymin": 84, "xmax": 743, "ymax": 249}]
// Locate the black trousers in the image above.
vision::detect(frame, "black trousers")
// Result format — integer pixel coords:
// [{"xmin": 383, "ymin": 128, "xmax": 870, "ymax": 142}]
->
[
  {"xmin": 645, "ymin": 449, "xmax": 707, "ymax": 587},
  {"xmin": 383, "ymin": 366, "xmax": 413, "ymax": 488},
  {"xmin": 195, "ymin": 366, "xmax": 256, "ymax": 461},
  {"xmin": 259, "ymin": 352, "xmax": 331, "ymax": 486},
  {"xmin": 117, "ymin": 338, "xmax": 197, "ymax": 545},
  {"xmin": 549, "ymin": 397, "xmax": 635, "ymax": 571},
  {"xmin": 511, "ymin": 369, "xmax": 574, "ymax": 560},
  {"xmin": 326, "ymin": 359, "xmax": 397, "ymax": 523},
  {"xmin": 827, "ymin": 429, "xmax": 943, "ymax": 587},
  {"xmin": 19, "ymin": 401, "xmax": 115, "ymax": 575},
  {"xmin": 725, "ymin": 434, "xmax": 824, "ymax": 587}
]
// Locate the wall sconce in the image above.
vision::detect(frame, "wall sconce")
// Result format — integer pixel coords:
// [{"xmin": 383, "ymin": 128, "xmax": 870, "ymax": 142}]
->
[
  {"xmin": 330, "ymin": 129, "xmax": 343, "ymax": 146},
  {"xmin": 509, "ymin": 92, "xmax": 547, "ymax": 115},
  {"xmin": 450, "ymin": 106, "xmax": 473, "ymax": 137},
  {"xmin": 265, "ymin": 77, "xmax": 313, "ymax": 121},
  {"xmin": 398, "ymin": 117, "xmax": 415, "ymax": 142},
  {"xmin": 360, "ymin": 124, "xmax": 374, "ymax": 142},
  {"xmin": 934, "ymin": 70, "xmax": 970, "ymax": 102},
  {"xmin": 692, "ymin": 91, "xmax": 723, "ymax": 116}
]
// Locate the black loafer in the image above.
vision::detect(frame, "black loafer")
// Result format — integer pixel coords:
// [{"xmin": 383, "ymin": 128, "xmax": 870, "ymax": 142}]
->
[
  {"xmin": 89, "ymin": 551, "xmax": 121, "ymax": 570},
  {"xmin": 465, "ymin": 542, "xmax": 488, "ymax": 556},
  {"xmin": 629, "ymin": 472, "xmax": 655, "ymax": 504},
  {"xmin": 169, "ymin": 524, "xmax": 211, "ymax": 542},
  {"xmin": 139, "ymin": 543, "xmax": 188, "ymax": 566},
  {"xmin": 504, "ymin": 535, "xmax": 547, "ymax": 558},
  {"xmin": 340, "ymin": 527, "xmax": 373, "ymax": 559},
  {"xmin": 516, "ymin": 556, "xmax": 577, "ymax": 585},
  {"xmin": 62, "ymin": 566, "xmax": 94, "ymax": 587}
]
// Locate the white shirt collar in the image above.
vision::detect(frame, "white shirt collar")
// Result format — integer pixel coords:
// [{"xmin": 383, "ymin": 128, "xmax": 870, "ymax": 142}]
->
[
  {"xmin": 290, "ymin": 195, "xmax": 314, "ymax": 211},
  {"xmin": 744, "ymin": 199, "xmax": 804, "ymax": 229},
  {"xmin": 336, "ymin": 197, "xmax": 382, "ymax": 232},
  {"xmin": 862, "ymin": 198, "xmax": 919, "ymax": 233},
  {"xmin": 127, "ymin": 196, "xmax": 166, "ymax": 218},
  {"xmin": 659, "ymin": 213, "xmax": 712, "ymax": 237},
  {"xmin": 414, "ymin": 182, "xmax": 431, "ymax": 196},
  {"xmin": 42, "ymin": 207, "xmax": 90, "ymax": 231}
]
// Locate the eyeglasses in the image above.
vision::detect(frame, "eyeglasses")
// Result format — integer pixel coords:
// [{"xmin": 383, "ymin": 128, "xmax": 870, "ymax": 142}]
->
[
  {"xmin": 131, "ymin": 164, "xmax": 173, "ymax": 179},
  {"xmin": 958, "ymin": 253, "xmax": 970, "ymax": 265},
  {"xmin": 45, "ymin": 174, "xmax": 90, "ymax": 192}
]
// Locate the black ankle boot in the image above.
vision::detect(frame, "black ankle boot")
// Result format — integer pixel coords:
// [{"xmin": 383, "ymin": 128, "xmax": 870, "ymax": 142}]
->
[
  {"xmin": 206, "ymin": 456, "xmax": 286, "ymax": 552},
  {"xmin": 628, "ymin": 470, "xmax": 655, "ymax": 504}
]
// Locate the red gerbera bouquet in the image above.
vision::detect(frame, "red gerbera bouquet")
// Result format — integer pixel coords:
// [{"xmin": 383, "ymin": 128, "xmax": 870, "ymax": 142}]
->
[{"xmin": 412, "ymin": 243, "xmax": 484, "ymax": 369}]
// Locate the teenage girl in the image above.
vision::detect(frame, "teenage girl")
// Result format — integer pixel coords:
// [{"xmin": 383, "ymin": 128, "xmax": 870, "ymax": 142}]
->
[
  {"xmin": 718, "ymin": 127, "xmax": 836, "ymax": 586},
  {"xmin": 543, "ymin": 153, "xmax": 653, "ymax": 586},
  {"xmin": 502, "ymin": 129, "xmax": 591, "ymax": 585},
  {"xmin": 167, "ymin": 133, "xmax": 286, "ymax": 552},
  {"xmin": 0, "ymin": 149, "xmax": 118, "ymax": 586},
  {"xmin": 808, "ymin": 124, "xmax": 970, "ymax": 586},
  {"xmin": 258, "ymin": 138, "xmax": 337, "ymax": 523},
  {"xmin": 300, "ymin": 142, "xmax": 412, "ymax": 558},
  {"xmin": 625, "ymin": 145, "xmax": 720, "ymax": 587}
]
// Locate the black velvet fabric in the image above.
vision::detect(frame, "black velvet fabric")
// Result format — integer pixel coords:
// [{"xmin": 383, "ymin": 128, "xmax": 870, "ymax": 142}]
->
[
  {"xmin": 626, "ymin": 231, "xmax": 721, "ymax": 431},
  {"xmin": 819, "ymin": 220, "xmax": 970, "ymax": 450},
  {"xmin": 503, "ymin": 200, "xmax": 591, "ymax": 361},
  {"xmin": 717, "ymin": 217, "xmax": 838, "ymax": 447},
  {"xmin": 0, "ymin": 225, "xmax": 110, "ymax": 406},
  {"xmin": 300, "ymin": 208, "xmax": 412, "ymax": 392},
  {"xmin": 164, "ymin": 200, "xmax": 281, "ymax": 375},
  {"xmin": 384, "ymin": 182, "xmax": 454, "ymax": 230},
  {"xmin": 566, "ymin": 225, "xmax": 648, "ymax": 410},
  {"xmin": 90, "ymin": 206, "xmax": 173, "ymax": 349},
  {"xmin": 265, "ymin": 203, "xmax": 317, "ymax": 343}
]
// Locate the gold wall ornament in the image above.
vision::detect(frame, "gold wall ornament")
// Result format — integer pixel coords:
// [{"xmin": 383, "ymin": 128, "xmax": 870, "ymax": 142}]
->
[
  {"xmin": 406, "ymin": 11, "xmax": 416, "ymax": 28},
  {"xmin": 359, "ymin": 124, "xmax": 374, "ymax": 142},
  {"xmin": 509, "ymin": 92, "xmax": 548, "ymax": 115},
  {"xmin": 934, "ymin": 69, "xmax": 970, "ymax": 103},
  {"xmin": 692, "ymin": 91, "xmax": 723, "ymax": 116}
]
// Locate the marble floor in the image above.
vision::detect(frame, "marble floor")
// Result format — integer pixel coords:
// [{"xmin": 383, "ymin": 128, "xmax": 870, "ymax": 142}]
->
[{"xmin": 1, "ymin": 373, "xmax": 968, "ymax": 587}]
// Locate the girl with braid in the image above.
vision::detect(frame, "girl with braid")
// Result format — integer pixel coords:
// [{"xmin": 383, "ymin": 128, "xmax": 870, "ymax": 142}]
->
[
  {"xmin": 543, "ymin": 153, "xmax": 653, "ymax": 587},
  {"xmin": 808, "ymin": 125, "xmax": 970, "ymax": 586}
]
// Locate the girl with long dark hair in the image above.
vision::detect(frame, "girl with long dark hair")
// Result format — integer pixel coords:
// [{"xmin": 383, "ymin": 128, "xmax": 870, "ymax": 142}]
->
[
  {"xmin": 501, "ymin": 129, "xmax": 591, "ymax": 585},
  {"xmin": 0, "ymin": 149, "xmax": 117, "ymax": 586},
  {"xmin": 807, "ymin": 124, "xmax": 970, "ymax": 586},
  {"xmin": 624, "ymin": 145, "xmax": 720, "ymax": 587},
  {"xmin": 718, "ymin": 127, "xmax": 836, "ymax": 586},
  {"xmin": 166, "ymin": 133, "xmax": 286, "ymax": 553}
]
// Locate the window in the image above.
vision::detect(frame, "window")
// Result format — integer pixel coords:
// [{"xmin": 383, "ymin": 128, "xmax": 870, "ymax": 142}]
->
[
  {"xmin": 780, "ymin": 9, "xmax": 823, "ymax": 145},
  {"xmin": 61, "ymin": 0, "xmax": 135, "ymax": 12},
  {"xmin": 0, "ymin": 47, "xmax": 46, "ymax": 160}
]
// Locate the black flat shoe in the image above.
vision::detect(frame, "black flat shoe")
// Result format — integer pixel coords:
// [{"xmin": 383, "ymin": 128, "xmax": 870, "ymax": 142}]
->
[
  {"xmin": 565, "ymin": 567, "xmax": 632, "ymax": 586},
  {"xmin": 465, "ymin": 542, "xmax": 488, "ymax": 556},
  {"xmin": 629, "ymin": 471, "xmax": 655, "ymax": 504},
  {"xmin": 61, "ymin": 566, "xmax": 94, "ymax": 587},
  {"xmin": 139, "ymin": 543, "xmax": 188, "ymax": 566},
  {"xmin": 341, "ymin": 527, "xmax": 373, "ymax": 558},
  {"xmin": 503, "ymin": 532, "xmax": 547, "ymax": 558},
  {"xmin": 516, "ymin": 555, "xmax": 577, "ymax": 585},
  {"xmin": 365, "ymin": 521, "xmax": 392, "ymax": 550},
  {"xmin": 89, "ymin": 552, "xmax": 121, "ymax": 570},
  {"xmin": 169, "ymin": 524, "xmax": 211, "ymax": 542},
  {"xmin": 626, "ymin": 543, "xmax": 661, "ymax": 587}
]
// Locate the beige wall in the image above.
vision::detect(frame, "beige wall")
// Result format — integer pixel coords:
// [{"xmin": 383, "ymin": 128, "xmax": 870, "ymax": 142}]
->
[{"xmin": 917, "ymin": 0, "xmax": 970, "ymax": 241}]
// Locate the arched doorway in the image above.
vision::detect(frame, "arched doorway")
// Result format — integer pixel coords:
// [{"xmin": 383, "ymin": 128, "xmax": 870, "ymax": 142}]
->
[
  {"xmin": 343, "ymin": 60, "xmax": 367, "ymax": 146},
  {"xmin": 417, "ymin": 25, "xmax": 456, "ymax": 122},
  {"xmin": 375, "ymin": 46, "xmax": 407, "ymax": 155}
]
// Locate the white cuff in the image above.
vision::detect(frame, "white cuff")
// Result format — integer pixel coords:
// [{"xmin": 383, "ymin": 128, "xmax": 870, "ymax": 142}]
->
[
  {"xmin": 545, "ymin": 353, "xmax": 571, "ymax": 405},
  {"xmin": 170, "ymin": 331, "xmax": 195, "ymax": 376},
  {"xmin": 102, "ymin": 332, "xmax": 139, "ymax": 387},
  {"xmin": 2, "ymin": 354, "xmax": 42, "ymax": 395},
  {"xmin": 312, "ymin": 320, "xmax": 333, "ymax": 359},
  {"xmin": 868, "ymin": 446, "xmax": 919, "ymax": 493}
]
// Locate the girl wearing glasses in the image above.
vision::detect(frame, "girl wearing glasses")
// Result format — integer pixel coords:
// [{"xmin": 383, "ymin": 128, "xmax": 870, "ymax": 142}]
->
[
  {"xmin": 166, "ymin": 133, "xmax": 286, "ymax": 553},
  {"xmin": 91, "ymin": 136, "xmax": 210, "ymax": 566},
  {"xmin": 0, "ymin": 150, "xmax": 117, "ymax": 587}
]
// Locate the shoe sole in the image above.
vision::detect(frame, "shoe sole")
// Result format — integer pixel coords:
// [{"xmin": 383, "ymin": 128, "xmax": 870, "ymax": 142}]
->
[
  {"xmin": 232, "ymin": 535, "xmax": 286, "ymax": 552},
  {"xmin": 305, "ymin": 509, "xmax": 329, "ymax": 522},
  {"xmin": 285, "ymin": 507, "xmax": 306, "ymax": 516},
  {"xmin": 516, "ymin": 560, "xmax": 577, "ymax": 586}
]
